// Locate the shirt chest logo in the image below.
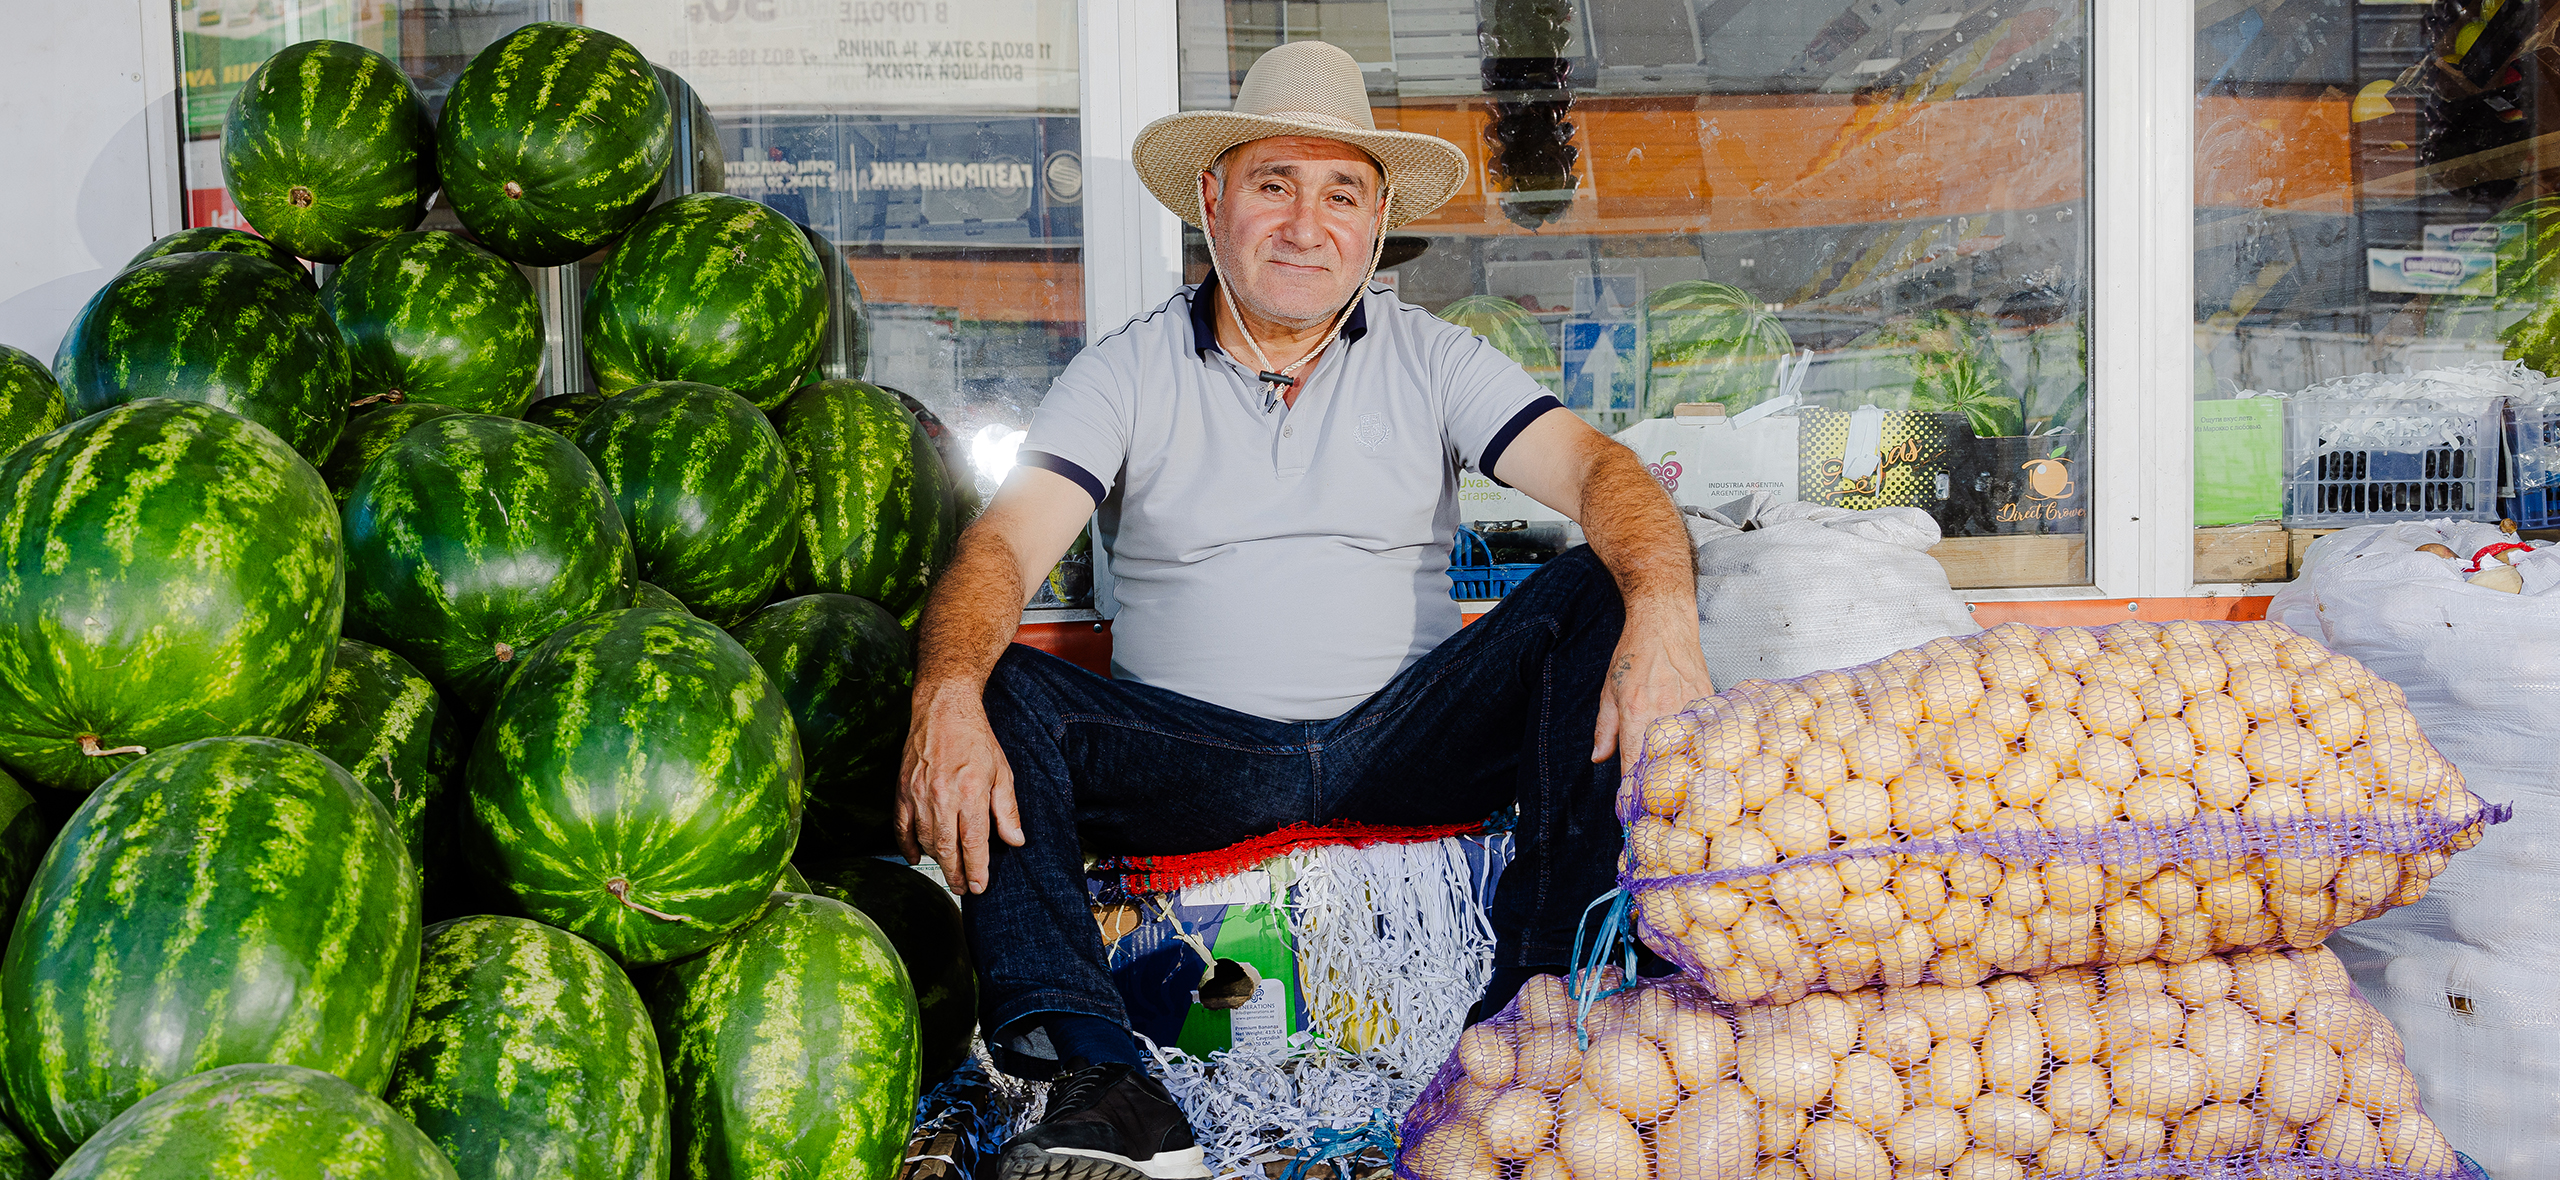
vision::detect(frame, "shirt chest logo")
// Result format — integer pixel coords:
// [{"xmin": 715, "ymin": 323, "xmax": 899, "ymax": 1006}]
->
[{"xmin": 1356, "ymin": 412, "xmax": 1391, "ymax": 450}]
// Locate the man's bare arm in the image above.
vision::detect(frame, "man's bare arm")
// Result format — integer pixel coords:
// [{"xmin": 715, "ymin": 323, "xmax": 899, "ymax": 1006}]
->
[
  {"xmin": 900, "ymin": 464, "xmax": 1096, "ymax": 893},
  {"xmin": 1492, "ymin": 407, "xmax": 1711, "ymax": 761}
]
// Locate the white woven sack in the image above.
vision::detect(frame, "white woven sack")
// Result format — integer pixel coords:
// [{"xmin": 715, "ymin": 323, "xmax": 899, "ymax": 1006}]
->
[
  {"xmin": 1685, "ymin": 495, "xmax": 1978, "ymax": 689},
  {"xmin": 2269, "ymin": 519, "xmax": 2557, "ymax": 1179}
]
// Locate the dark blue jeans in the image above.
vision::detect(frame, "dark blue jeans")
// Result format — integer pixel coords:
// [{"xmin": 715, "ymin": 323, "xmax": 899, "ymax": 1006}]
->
[{"xmin": 966, "ymin": 545, "xmax": 1628, "ymax": 1053}]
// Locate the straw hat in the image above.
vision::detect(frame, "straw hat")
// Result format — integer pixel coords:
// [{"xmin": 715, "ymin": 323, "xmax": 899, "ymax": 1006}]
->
[{"xmin": 1131, "ymin": 40, "xmax": 1470, "ymax": 230}]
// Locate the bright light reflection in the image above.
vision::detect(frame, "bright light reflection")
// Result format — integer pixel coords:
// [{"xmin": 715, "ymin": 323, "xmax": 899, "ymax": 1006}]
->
[{"xmin": 971, "ymin": 424, "xmax": 1028, "ymax": 483}]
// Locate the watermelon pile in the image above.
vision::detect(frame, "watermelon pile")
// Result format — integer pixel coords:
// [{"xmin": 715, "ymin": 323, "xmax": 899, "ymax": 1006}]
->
[{"xmin": 0, "ymin": 25, "xmax": 969, "ymax": 1174}]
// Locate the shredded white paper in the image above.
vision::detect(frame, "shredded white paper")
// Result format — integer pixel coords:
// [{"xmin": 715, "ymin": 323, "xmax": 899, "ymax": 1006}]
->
[
  {"xmin": 1280, "ymin": 834, "xmax": 1508, "ymax": 1083},
  {"xmin": 1148, "ymin": 1035, "xmax": 1424, "ymax": 1180}
]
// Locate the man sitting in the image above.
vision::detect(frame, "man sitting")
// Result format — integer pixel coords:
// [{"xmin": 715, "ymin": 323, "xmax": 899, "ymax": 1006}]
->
[{"xmin": 898, "ymin": 39, "xmax": 1713, "ymax": 1180}]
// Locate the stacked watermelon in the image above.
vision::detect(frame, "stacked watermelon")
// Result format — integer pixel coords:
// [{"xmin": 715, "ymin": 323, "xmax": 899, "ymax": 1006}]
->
[{"xmin": 0, "ymin": 22, "xmax": 959, "ymax": 1175}]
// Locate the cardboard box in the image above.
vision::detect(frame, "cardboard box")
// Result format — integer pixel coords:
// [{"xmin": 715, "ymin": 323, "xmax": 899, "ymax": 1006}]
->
[
  {"xmin": 1797, "ymin": 408, "xmax": 1964, "ymax": 514},
  {"xmin": 2194, "ymin": 523, "xmax": 2290, "ymax": 584}
]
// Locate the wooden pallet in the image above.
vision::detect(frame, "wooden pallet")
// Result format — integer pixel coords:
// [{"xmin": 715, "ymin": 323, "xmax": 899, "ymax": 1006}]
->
[{"xmin": 2195, "ymin": 523, "xmax": 2289, "ymax": 584}]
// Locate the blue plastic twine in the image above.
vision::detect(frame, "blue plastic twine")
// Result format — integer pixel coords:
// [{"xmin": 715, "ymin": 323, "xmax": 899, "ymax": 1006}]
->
[
  {"xmin": 1566, "ymin": 887, "xmax": 1638, "ymax": 1050},
  {"xmin": 1282, "ymin": 1108, "xmax": 1399, "ymax": 1180}
]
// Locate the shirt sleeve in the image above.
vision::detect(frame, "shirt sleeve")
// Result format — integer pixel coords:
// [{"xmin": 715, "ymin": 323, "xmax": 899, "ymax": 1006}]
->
[
  {"xmin": 1434, "ymin": 320, "xmax": 1565, "ymax": 485},
  {"xmin": 1016, "ymin": 342, "xmax": 1132, "ymax": 506}
]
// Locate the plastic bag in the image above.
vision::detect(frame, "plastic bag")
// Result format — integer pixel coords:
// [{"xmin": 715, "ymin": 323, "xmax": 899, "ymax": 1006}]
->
[
  {"xmin": 1618, "ymin": 620, "xmax": 2501, "ymax": 1002},
  {"xmin": 2268, "ymin": 519, "xmax": 2554, "ymax": 1178},
  {"xmin": 1687, "ymin": 496, "xmax": 1979, "ymax": 690},
  {"xmin": 1397, "ymin": 948, "xmax": 2475, "ymax": 1180}
]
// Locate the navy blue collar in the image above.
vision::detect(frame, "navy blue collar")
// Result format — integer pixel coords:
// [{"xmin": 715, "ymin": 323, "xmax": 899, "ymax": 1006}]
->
[{"xmin": 1188, "ymin": 272, "xmax": 1371, "ymax": 360}]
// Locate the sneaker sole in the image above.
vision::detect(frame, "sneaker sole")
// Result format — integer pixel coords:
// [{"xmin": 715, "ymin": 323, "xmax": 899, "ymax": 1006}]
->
[{"xmin": 998, "ymin": 1142, "xmax": 1210, "ymax": 1180}]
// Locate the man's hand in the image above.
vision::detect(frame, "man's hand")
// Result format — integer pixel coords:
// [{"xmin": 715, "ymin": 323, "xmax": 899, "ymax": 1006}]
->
[
  {"xmin": 898, "ymin": 686, "xmax": 1026, "ymax": 895},
  {"xmin": 1593, "ymin": 610, "xmax": 1715, "ymax": 764}
]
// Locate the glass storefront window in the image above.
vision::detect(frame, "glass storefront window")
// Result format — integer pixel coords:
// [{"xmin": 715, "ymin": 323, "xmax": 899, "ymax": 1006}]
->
[
  {"xmin": 1179, "ymin": 0, "xmax": 2094, "ymax": 588},
  {"xmin": 174, "ymin": 0, "xmax": 1090, "ymax": 607},
  {"xmin": 2195, "ymin": 0, "xmax": 2548, "ymax": 577}
]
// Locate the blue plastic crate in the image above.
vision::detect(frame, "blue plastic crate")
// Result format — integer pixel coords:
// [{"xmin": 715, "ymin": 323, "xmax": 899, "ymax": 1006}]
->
[
  {"xmin": 2503, "ymin": 400, "xmax": 2560, "ymax": 528},
  {"xmin": 2281, "ymin": 396, "xmax": 2503, "ymax": 527},
  {"xmin": 1447, "ymin": 529, "xmax": 1539, "ymax": 600}
]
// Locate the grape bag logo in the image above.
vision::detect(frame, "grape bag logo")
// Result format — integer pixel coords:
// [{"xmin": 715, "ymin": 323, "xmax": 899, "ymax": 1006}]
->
[{"xmin": 1646, "ymin": 451, "xmax": 1682, "ymax": 492}]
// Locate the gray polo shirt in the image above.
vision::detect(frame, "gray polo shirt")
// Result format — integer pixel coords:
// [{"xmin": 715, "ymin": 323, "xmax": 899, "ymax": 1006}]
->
[{"xmin": 1019, "ymin": 278, "xmax": 1559, "ymax": 721}]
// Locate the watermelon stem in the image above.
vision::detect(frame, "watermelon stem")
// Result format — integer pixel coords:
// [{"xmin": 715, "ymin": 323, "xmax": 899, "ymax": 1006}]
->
[
  {"xmin": 606, "ymin": 877, "xmax": 688, "ymax": 923},
  {"xmin": 349, "ymin": 391, "xmax": 408, "ymax": 408},
  {"xmin": 77, "ymin": 734, "xmax": 147, "ymax": 758},
  {"xmin": 494, "ymin": 641, "xmax": 516, "ymax": 663}
]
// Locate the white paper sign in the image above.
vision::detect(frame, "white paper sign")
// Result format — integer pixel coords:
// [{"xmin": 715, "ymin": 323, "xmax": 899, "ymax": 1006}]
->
[
  {"xmin": 1615, "ymin": 416, "xmax": 1801, "ymax": 509},
  {"xmin": 586, "ymin": 0, "xmax": 1081, "ymax": 112}
]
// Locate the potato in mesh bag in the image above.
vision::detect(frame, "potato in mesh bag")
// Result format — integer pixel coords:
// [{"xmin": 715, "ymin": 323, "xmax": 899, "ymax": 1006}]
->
[
  {"xmin": 1397, "ymin": 947, "xmax": 2471, "ymax": 1180},
  {"xmin": 1617, "ymin": 621, "xmax": 2505, "ymax": 1002}
]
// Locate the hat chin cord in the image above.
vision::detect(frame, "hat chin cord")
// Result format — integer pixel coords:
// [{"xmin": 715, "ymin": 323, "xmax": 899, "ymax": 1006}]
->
[{"xmin": 1203, "ymin": 180, "xmax": 1392, "ymax": 412}]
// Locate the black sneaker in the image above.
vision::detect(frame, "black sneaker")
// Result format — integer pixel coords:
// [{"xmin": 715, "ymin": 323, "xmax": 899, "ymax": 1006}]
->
[{"xmin": 997, "ymin": 1059, "xmax": 1209, "ymax": 1180}]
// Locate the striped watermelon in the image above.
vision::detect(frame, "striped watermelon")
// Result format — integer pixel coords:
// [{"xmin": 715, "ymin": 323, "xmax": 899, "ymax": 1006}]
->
[
  {"xmin": 0, "ymin": 736, "xmax": 421, "ymax": 1160},
  {"xmin": 221, "ymin": 40, "xmax": 436, "ymax": 264},
  {"xmin": 777, "ymin": 381, "xmax": 951, "ymax": 625},
  {"xmin": 776, "ymin": 862, "xmax": 811, "ymax": 893},
  {"xmin": 386, "ymin": 916, "xmax": 668, "ymax": 1180},
  {"xmin": 524, "ymin": 389, "xmax": 605, "ymax": 432},
  {"xmin": 635, "ymin": 580, "xmax": 690, "ymax": 613},
  {"xmin": 646, "ymin": 892, "xmax": 920, "ymax": 1180},
  {"xmin": 0, "ymin": 1119, "xmax": 31, "ymax": 1179},
  {"xmin": 883, "ymin": 385, "xmax": 982, "ymax": 542},
  {"xmin": 573, "ymin": 382, "xmax": 800, "ymax": 625},
  {"xmin": 1436, "ymin": 295, "xmax": 1560, "ymax": 394},
  {"xmin": 806, "ymin": 224, "xmax": 870, "ymax": 383},
  {"xmin": 585, "ymin": 194, "xmax": 828, "ymax": 411},
  {"xmin": 53, "ymin": 252, "xmax": 351, "ymax": 461},
  {"xmin": 319, "ymin": 401, "xmax": 465, "ymax": 503},
  {"xmin": 798, "ymin": 857, "xmax": 976, "ymax": 1082},
  {"xmin": 124, "ymin": 227, "xmax": 313, "ymax": 289},
  {"xmin": 437, "ymin": 23, "xmax": 673, "ymax": 267},
  {"xmin": 324, "ymin": 231, "xmax": 544, "ymax": 416},
  {"xmin": 654, "ymin": 66, "xmax": 726, "ymax": 197},
  {"xmin": 341, "ymin": 413, "xmax": 637, "ymax": 704},
  {"xmin": 732, "ymin": 594, "xmax": 912, "ymax": 854},
  {"xmin": 49, "ymin": 1063, "xmax": 456, "ymax": 1180},
  {"xmin": 1642, "ymin": 280, "xmax": 1792, "ymax": 417},
  {"xmin": 289, "ymin": 639, "xmax": 458, "ymax": 864},
  {"xmin": 465, "ymin": 608, "xmax": 800, "ymax": 964},
  {"xmin": 0, "ymin": 345, "xmax": 64, "ymax": 460},
  {"xmin": 0, "ymin": 400, "xmax": 343, "ymax": 792},
  {"xmin": 0, "ymin": 770, "xmax": 40, "ymax": 943}
]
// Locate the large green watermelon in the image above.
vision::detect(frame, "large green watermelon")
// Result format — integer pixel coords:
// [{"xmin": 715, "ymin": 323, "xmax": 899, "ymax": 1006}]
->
[
  {"xmin": 437, "ymin": 23, "xmax": 673, "ymax": 267},
  {"xmin": 289, "ymin": 639, "xmax": 457, "ymax": 864},
  {"xmin": 635, "ymin": 581, "xmax": 692, "ymax": 614},
  {"xmin": 1642, "ymin": 280, "xmax": 1793, "ymax": 417},
  {"xmin": 0, "ymin": 346, "xmax": 64, "ymax": 460},
  {"xmin": 123, "ymin": 227, "xmax": 313, "ymax": 289},
  {"xmin": 386, "ymin": 916, "xmax": 668, "ymax": 1180},
  {"xmin": 0, "ymin": 400, "xmax": 342, "ymax": 792},
  {"xmin": 1847, "ymin": 309, "xmax": 2024, "ymax": 437},
  {"xmin": 323, "ymin": 231, "xmax": 544, "ymax": 416},
  {"xmin": 798, "ymin": 857, "xmax": 976, "ymax": 1083},
  {"xmin": 585, "ymin": 194, "xmax": 829, "ymax": 411},
  {"xmin": 0, "ymin": 1119, "xmax": 33, "ymax": 1180},
  {"xmin": 221, "ymin": 40, "xmax": 436, "ymax": 264},
  {"xmin": 806, "ymin": 224, "xmax": 870, "ymax": 382},
  {"xmin": 524, "ymin": 389, "xmax": 606, "ymax": 435},
  {"xmin": 52, "ymin": 252, "xmax": 351, "ymax": 461},
  {"xmin": 573, "ymin": 382, "xmax": 800, "ymax": 625},
  {"xmin": 341, "ymin": 413, "xmax": 636, "ymax": 704},
  {"xmin": 465, "ymin": 608, "xmax": 800, "ymax": 964},
  {"xmin": 732, "ymin": 594, "xmax": 911, "ymax": 854},
  {"xmin": 653, "ymin": 65, "xmax": 726, "ymax": 198},
  {"xmin": 1436, "ymin": 295, "xmax": 1560, "ymax": 393},
  {"xmin": 0, "ymin": 737, "xmax": 420, "ymax": 1160},
  {"xmin": 0, "ymin": 771, "xmax": 39, "ymax": 944},
  {"xmin": 647, "ymin": 892, "xmax": 920, "ymax": 1180},
  {"xmin": 778, "ymin": 381, "xmax": 951, "ymax": 625},
  {"xmin": 49, "ymin": 1063, "xmax": 456, "ymax": 1180},
  {"xmin": 318, "ymin": 401, "xmax": 466, "ymax": 503}
]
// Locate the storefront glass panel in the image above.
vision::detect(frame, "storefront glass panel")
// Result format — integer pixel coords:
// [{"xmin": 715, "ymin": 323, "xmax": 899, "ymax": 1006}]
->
[{"xmin": 2194, "ymin": 1, "xmax": 2551, "ymax": 582}]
